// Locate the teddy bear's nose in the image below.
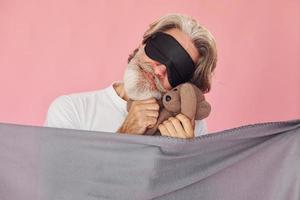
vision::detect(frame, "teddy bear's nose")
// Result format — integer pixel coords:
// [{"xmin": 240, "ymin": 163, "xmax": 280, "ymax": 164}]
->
[{"xmin": 165, "ymin": 95, "xmax": 172, "ymax": 102}]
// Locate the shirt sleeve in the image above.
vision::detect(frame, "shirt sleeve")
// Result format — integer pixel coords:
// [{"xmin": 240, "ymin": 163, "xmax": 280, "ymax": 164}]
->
[
  {"xmin": 194, "ymin": 119, "xmax": 208, "ymax": 137},
  {"xmin": 44, "ymin": 95, "xmax": 80, "ymax": 129}
]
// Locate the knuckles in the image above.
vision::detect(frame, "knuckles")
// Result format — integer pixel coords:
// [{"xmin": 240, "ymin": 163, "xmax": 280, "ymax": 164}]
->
[
  {"xmin": 163, "ymin": 120, "xmax": 171, "ymax": 126},
  {"xmin": 153, "ymin": 104, "xmax": 160, "ymax": 110}
]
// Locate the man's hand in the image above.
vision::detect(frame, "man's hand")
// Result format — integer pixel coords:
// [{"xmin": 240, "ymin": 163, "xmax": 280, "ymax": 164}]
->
[
  {"xmin": 158, "ymin": 114, "xmax": 195, "ymax": 139},
  {"xmin": 118, "ymin": 98, "xmax": 159, "ymax": 135}
]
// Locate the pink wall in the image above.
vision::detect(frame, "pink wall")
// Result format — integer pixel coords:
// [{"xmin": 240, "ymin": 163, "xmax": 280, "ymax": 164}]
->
[{"xmin": 0, "ymin": 0, "xmax": 299, "ymax": 132}]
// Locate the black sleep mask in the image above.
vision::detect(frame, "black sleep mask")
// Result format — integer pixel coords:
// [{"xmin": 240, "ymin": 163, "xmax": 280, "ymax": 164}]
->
[{"xmin": 144, "ymin": 32, "xmax": 195, "ymax": 87}]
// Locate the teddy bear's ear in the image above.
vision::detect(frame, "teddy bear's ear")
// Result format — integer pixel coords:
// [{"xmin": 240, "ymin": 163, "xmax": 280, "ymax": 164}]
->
[{"xmin": 180, "ymin": 83, "xmax": 197, "ymax": 120}]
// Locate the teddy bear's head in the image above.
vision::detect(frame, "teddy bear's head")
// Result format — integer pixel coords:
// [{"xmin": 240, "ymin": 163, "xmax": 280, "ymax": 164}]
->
[
  {"xmin": 161, "ymin": 83, "xmax": 210, "ymax": 121},
  {"xmin": 162, "ymin": 86, "xmax": 181, "ymax": 114}
]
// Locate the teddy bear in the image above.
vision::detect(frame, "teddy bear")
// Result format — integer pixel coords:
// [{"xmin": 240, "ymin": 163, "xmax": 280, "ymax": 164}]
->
[{"xmin": 127, "ymin": 82, "xmax": 211, "ymax": 135}]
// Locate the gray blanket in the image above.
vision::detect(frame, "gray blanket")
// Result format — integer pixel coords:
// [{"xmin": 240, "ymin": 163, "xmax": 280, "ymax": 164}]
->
[{"xmin": 0, "ymin": 119, "xmax": 300, "ymax": 200}]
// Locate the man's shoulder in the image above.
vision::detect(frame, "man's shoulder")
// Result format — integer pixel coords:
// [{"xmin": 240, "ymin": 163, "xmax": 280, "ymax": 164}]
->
[
  {"xmin": 59, "ymin": 85, "xmax": 112, "ymax": 104},
  {"xmin": 48, "ymin": 86, "xmax": 110, "ymax": 112},
  {"xmin": 44, "ymin": 85, "xmax": 112, "ymax": 128},
  {"xmin": 67, "ymin": 87, "xmax": 108, "ymax": 100}
]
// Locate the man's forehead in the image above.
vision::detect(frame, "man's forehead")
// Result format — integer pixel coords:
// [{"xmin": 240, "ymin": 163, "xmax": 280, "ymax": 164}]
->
[{"xmin": 163, "ymin": 29, "xmax": 199, "ymax": 63}]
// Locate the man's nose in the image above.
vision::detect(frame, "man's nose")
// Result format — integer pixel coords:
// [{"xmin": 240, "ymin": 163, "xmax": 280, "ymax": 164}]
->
[{"xmin": 153, "ymin": 63, "xmax": 167, "ymax": 78}]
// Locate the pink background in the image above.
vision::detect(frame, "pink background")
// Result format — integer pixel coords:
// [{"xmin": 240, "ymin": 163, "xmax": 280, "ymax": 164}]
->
[{"xmin": 0, "ymin": 0, "xmax": 299, "ymax": 132}]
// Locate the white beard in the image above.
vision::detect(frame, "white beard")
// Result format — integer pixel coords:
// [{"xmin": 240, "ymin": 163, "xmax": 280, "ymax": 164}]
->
[{"xmin": 123, "ymin": 57, "xmax": 166, "ymax": 100}]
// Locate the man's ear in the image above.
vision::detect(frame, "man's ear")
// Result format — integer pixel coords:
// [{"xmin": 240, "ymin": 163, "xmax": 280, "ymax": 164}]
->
[{"xmin": 180, "ymin": 83, "xmax": 197, "ymax": 120}]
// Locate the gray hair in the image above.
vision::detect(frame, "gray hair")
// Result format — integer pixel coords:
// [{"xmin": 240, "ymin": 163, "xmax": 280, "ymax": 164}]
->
[{"xmin": 128, "ymin": 13, "xmax": 217, "ymax": 93}]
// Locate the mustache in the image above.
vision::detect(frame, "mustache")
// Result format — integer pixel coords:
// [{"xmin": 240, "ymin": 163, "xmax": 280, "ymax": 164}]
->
[{"xmin": 133, "ymin": 59, "xmax": 167, "ymax": 93}]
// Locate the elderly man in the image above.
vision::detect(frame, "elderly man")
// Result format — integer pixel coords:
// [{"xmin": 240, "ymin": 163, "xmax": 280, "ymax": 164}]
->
[{"xmin": 44, "ymin": 13, "xmax": 217, "ymax": 138}]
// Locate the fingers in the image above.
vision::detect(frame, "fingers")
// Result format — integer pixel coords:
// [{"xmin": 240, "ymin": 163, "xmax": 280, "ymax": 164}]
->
[
  {"xmin": 176, "ymin": 114, "xmax": 194, "ymax": 137},
  {"xmin": 158, "ymin": 124, "xmax": 170, "ymax": 136},
  {"xmin": 145, "ymin": 116, "xmax": 158, "ymax": 127},
  {"xmin": 131, "ymin": 98, "xmax": 160, "ymax": 112},
  {"xmin": 159, "ymin": 119, "xmax": 184, "ymax": 138},
  {"xmin": 158, "ymin": 114, "xmax": 195, "ymax": 138},
  {"xmin": 167, "ymin": 117, "xmax": 186, "ymax": 138},
  {"xmin": 133, "ymin": 98, "xmax": 157, "ymax": 105},
  {"xmin": 140, "ymin": 98, "xmax": 157, "ymax": 103},
  {"xmin": 162, "ymin": 120, "xmax": 177, "ymax": 137},
  {"xmin": 147, "ymin": 110, "xmax": 160, "ymax": 118},
  {"xmin": 142, "ymin": 103, "xmax": 160, "ymax": 111}
]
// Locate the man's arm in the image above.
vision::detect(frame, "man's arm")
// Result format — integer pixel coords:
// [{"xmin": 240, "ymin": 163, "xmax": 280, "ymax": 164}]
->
[{"xmin": 44, "ymin": 95, "xmax": 80, "ymax": 129}]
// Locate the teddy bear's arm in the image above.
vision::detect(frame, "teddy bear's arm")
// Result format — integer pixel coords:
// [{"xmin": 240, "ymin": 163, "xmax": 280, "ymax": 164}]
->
[{"xmin": 195, "ymin": 100, "xmax": 211, "ymax": 120}]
